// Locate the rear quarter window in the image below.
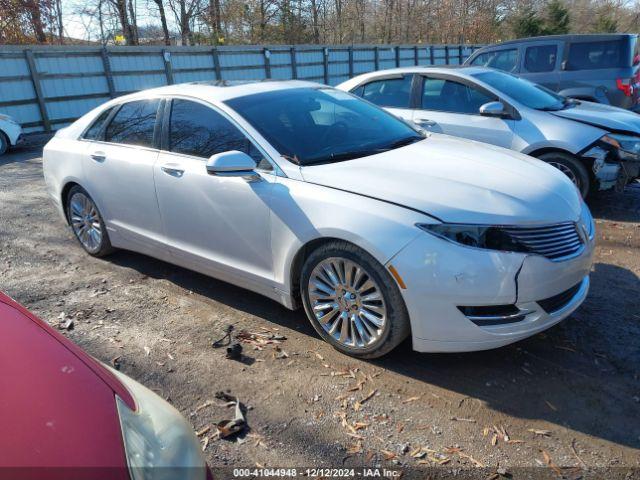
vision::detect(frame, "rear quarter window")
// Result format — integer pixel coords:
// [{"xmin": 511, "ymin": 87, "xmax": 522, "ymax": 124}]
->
[
  {"xmin": 82, "ymin": 108, "xmax": 113, "ymax": 140},
  {"xmin": 567, "ymin": 39, "xmax": 629, "ymax": 70}
]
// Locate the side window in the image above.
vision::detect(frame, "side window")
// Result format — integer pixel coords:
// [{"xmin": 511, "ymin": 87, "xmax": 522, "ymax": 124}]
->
[
  {"xmin": 358, "ymin": 76, "xmax": 413, "ymax": 108},
  {"xmin": 471, "ymin": 49, "xmax": 517, "ymax": 72},
  {"xmin": 83, "ymin": 107, "xmax": 113, "ymax": 140},
  {"xmin": 105, "ymin": 99, "xmax": 160, "ymax": 147},
  {"xmin": 567, "ymin": 40, "xmax": 625, "ymax": 70},
  {"xmin": 524, "ymin": 45, "xmax": 557, "ymax": 72},
  {"xmin": 422, "ymin": 78, "xmax": 494, "ymax": 114},
  {"xmin": 168, "ymin": 99, "xmax": 270, "ymax": 170}
]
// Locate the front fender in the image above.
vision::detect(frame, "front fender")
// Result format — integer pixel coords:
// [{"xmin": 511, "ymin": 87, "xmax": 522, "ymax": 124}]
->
[{"xmin": 270, "ymin": 177, "xmax": 431, "ymax": 298}]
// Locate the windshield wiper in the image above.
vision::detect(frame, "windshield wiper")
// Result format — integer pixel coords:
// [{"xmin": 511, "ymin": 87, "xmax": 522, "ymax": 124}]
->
[
  {"xmin": 304, "ymin": 148, "xmax": 387, "ymax": 165},
  {"xmin": 303, "ymin": 136, "xmax": 424, "ymax": 166},
  {"xmin": 386, "ymin": 135, "xmax": 424, "ymax": 149}
]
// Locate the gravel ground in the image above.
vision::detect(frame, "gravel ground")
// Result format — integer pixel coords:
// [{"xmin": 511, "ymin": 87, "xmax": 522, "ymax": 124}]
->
[{"xmin": 1, "ymin": 137, "xmax": 639, "ymax": 479}]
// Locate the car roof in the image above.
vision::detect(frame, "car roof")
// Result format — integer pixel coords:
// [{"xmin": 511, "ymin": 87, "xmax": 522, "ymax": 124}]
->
[
  {"xmin": 484, "ymin": 33, "xmax": 637, "ymax": 48},
  {"xmin": 116, "ymin": 79, "xmax": 322, "ymax": 104},
  {"xmin": 344, "ymin": 65, "xmax": 489, "ymax": 84}
]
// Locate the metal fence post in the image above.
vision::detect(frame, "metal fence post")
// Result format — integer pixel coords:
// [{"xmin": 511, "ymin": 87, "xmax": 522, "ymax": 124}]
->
[
  {"xmin": 429, "ymin": 46, "xmax": 434, "ymax": 65},
  {"xmin": 395, "ymin": 46, "xmax": 400, "ymax": 67},
  {"xmin": 263, "ymin": 48, "xmax": 271, "ymax": 79},
  {"xmin": 101, "ymin": 48, "xmax": 115, "ymax": 98},
  {"xmin": 414, "ymin": 46, "xmax": 418, "ymax": 65},
  {"xmin": 24, "ymin": 49, "xmax": 51, "ymax": 132},
  {"xmin": 348, "ymin": 46, "xmax": 354, "ymax": 78},
  {"xmin": 458, "ymin": 45, "xmax": 463, "ymax": 64},
  {"xmin": 162, "ymin": 49, "xmax": 174, "ymax": 85},
  {"xmin": 290, "ymin": 46, "xmax": 297, "ymax": 79},
  {"xmin": 212, "ymin": 48, "xmax": 221, "ymax": 81},
  {"xmin": 323, "ymin": 47, "xmax": 329, "ymax": 84},
  {"xmin": 374, "ymin": 46, "xmax": 379, "ymax": 70},
  {"xmin": 444, "ymin": 45, "xmax": 450, "ymax": 64}
]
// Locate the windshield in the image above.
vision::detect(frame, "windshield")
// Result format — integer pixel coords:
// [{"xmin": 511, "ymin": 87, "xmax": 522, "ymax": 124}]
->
[
  {"xmin": 225, "ymin": 87, "xmax": 423, "ymax": 166},
  {"xmin": 472, "ymin": 70, "xmax": 568, "ymax": 111}
]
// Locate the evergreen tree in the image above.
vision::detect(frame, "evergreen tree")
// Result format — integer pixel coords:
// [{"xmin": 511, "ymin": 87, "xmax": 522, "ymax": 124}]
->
[
  {"xmin": 543, "ymin": 0, "xmax": 570, "ymax": 34},
  {"xmin": 512, "ymin": 5, "xmax": 544, "ymax": 38}
]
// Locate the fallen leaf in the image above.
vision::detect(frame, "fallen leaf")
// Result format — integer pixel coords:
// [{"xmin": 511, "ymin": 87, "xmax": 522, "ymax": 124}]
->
[
  {"xmin": 541, "ymin": 449, "xmax": 563, "ymax": 476},
  {"xmin": 528, "ymin": 428, "xmax": 552, "ymax": 437},
  {"xmin": 144, "ymin": 346, "xmax": 151, "ymax": 356},
  {"xmin": 381, "ymin": 450, "xmax": 396, "ymax": 460},
  {"xmin": 201, "ymin": 436, "xmax": 209, "ymax": 451}
]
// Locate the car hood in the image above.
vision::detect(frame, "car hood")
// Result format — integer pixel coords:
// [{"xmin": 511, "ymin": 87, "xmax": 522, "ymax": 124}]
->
[
  {"xmin": 300, "ymin": 134, "xmax": 582, "ymax": 225},
  {"xmin": 0, "ymin": 293, "xmax": 130, "ymax": 475},
  {"xmin": 550, "ymin": 101, "xmax": 640, "ymax": 135}
]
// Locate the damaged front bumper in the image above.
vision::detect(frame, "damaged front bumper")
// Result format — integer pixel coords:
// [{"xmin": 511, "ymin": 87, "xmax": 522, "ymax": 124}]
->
[
  {"xmin": 389, "ymin": 225, "xmax": 595, "ymax": 353},
  {"xmin": 582, "ymin": 143, "xmax": 640, "ymax": 192}
]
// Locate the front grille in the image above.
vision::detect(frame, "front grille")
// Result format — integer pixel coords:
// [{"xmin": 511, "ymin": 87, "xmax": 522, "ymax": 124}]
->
[
  {"xmin": 537, "ymin": 282, "xmax": 582, "ymax": 314},
  {"xmin": 503, "ymin": 222, "xmax": 583, "ymax": 260}
]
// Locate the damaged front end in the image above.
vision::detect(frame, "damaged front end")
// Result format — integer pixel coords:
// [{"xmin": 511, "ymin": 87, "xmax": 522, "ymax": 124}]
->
[{"xmin": 580, "ymin": 134, "xmax": 640, "ymax": 192}]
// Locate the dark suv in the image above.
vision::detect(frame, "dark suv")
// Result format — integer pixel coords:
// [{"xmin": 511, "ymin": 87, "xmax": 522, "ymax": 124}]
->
[{"xmin": 464, "ymin": 34, "xmax": 640, "ymax": 112}]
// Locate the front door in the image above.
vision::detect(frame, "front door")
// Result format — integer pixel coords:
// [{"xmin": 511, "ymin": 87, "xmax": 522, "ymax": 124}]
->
[
  {"xmin": 153, "ymin": 98, "xmax": 275, "ymax": 288},
  {"xmin": 413, "ymin": 76, "xmax": 515, "ymax": 149}
]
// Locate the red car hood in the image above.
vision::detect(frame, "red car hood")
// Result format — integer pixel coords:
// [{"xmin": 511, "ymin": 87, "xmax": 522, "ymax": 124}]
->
[{"xmin": 0, "ymin": 292, "xmax": 133, "ymax": 478}]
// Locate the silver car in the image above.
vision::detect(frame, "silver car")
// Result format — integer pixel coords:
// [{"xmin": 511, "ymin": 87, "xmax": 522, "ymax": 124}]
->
[{"xmin": 337, "ymin": 66, "xmax": 640, "ymax": 198}]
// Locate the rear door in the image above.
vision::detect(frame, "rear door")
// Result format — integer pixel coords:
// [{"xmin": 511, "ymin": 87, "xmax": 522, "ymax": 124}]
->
[
  {"xmin": 560, "ymin": 37, "xmax": 631, "ymax": 105},
  {"xmin": 412, "ymin": 75, "xmax": 515, "ymax": 148},
  {"xmin": 520, "ymin": 41, "xmax": 563, "ymax": 90},
  {"xmin": 82, "ymin": 98, "xmax": 165, "ymax": 253},
  {"xmin": 350, "ymin": 74, "xmax": 415, "ymax": 122}
]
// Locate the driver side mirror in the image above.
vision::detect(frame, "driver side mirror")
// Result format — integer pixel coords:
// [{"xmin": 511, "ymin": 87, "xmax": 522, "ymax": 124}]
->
[
  {"xmin": 205, "ymin": 151, "xmax": 260, "ymax": 182},
  {"xmin": 479, "ymin": 101, "xmax": 507, "ymax": 118}
]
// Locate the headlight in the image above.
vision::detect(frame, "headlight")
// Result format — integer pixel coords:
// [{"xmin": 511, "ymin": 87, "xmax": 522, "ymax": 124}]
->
[
  {"xmin": 579, "ymin": 203, "xmax": 595, "ymax": 241},
  {"xmin": 601, "ymin": 134, "xmax": 640, "ymax": 161},
  {"xmin": 416, "ymin": 223, "xmax": 527, "ymax": 252},
  {"xmin": 110, "ymin": 368, "xmax": 207, "ymax": 480}
]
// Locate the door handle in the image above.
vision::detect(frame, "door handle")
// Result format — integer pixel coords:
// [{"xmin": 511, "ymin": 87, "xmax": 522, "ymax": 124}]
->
[
  {"xmin": 90, "ymin": 151, "xmax": 106, "ymax": 162},
  {"xmin": 161, "ymin": 164, "xmax": 185, "ymax": 178},
  {"xmin": 415, "ymin": 119, "xmax": 436, "ymax": 127}
]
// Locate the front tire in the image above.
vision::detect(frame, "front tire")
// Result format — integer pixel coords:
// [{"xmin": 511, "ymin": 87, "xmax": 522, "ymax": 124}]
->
[
  {"xmin": 66, "ymin": 186, "xmax": 114, "ymax": 257},
  {"xmin": 0, "ymin": 132, "xmax": 8, "ymax": 156},
  {"xmin": 537, "ymin": 152, "xmax": 591, "ymax": 199},
  {"xmin": 300, "ymin": 241, "xmax": 410, "ymax": 359}
]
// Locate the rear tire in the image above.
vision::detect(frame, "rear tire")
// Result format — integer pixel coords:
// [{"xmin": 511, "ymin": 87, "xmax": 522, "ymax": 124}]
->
[
  {"xmin": 537, "ymin": 152, "xmax": 591, "ymax": 199},
  {"xmin": 66, "ymin": 185, "xmax": 114, "ymax": 257},
  {"xmin": 300, "ymin": 241, "xmax": 410, "ymax": 359}
]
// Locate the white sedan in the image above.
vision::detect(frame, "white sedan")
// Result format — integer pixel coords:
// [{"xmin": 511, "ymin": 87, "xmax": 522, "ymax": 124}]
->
[
  {"xmin": 43, "ymin": 81, "xmax": 595, "ymax": 358},
  {"xmin": 0, "ymin": 113, "xmax": 23, "ymax": 155}
]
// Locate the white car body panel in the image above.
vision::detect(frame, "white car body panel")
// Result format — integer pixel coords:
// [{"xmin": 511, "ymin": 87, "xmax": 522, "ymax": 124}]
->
[
  {"xmin": 43, "ymin": 81, "xmax": 594, "ymax": 353},
  {"xmin": 301, "ymin": 134, "xmax": 581, "ymax": 225},
  {"xmin": 0, "ymin": 115, "xmax": 23, "ymax": 146}
]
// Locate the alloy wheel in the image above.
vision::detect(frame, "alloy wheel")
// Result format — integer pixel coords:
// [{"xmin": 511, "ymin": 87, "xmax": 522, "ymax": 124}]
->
[
  {"xmin": 307, "ymin": 257, "xmax": 387, "ymax": 349},
  {"xmin": 69, "ymin": 192, "xmax": 103, "ymax": 253},
  {"xmin": 548, "ymin": 161, "xmax": 579, "ymax": 188}
]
